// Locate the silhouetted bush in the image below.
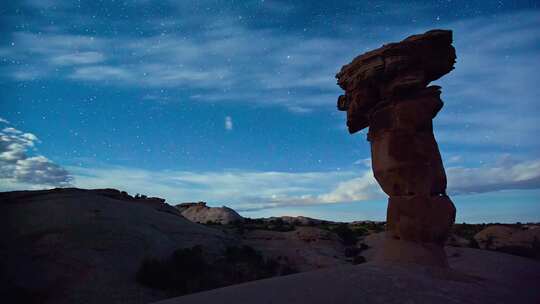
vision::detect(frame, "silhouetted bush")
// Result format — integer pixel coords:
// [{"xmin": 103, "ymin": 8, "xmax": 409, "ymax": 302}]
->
[
  {"xmin": 332, "ymin": 224, "xmax": 358, "ymax": 246},
  {"xmin": 452, "ymin": 223, "xmax": 486, "ymax": 248},
  {"xmin": 227, "ymin": 218, "xmax": 295, "ymax": 233},
  {"xmin": 136, "ymin": 246, "xmax": 213, "ymax": 294},
  {"xmin": 136, "ymin": 245, "xmax": 296, "ymax": 296},
  {"xmin": 352, "ymin": 255, "xmax": 367, "ymax": 265}
]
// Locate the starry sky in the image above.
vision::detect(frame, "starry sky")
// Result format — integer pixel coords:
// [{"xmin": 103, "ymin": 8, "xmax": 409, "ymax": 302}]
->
[{"xmin": 1, "ymin": 0, "xmax": 539, "ymax": 223}]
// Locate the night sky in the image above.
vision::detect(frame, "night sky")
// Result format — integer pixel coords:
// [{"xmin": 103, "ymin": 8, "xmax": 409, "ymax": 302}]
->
[{"xmin": 1, "ymin": 1, "xmax": 539, "ymax": 222}]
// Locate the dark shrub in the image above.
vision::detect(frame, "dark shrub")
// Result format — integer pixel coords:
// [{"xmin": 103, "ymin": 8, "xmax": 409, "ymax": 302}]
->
[
  {"xmin": 136, "ymin": 246, "xmax": 213, "ymax": 294},
  {"xmin": 352, "ymin": 256, "xmax": 367, "ymax": 265},
  {"xmin": 332, "ymin": 224, "xmax": 358, "ymax": 246},
  {"xmin": 136, "ymin": 245, "xmax": 296, "ymax": 296}
]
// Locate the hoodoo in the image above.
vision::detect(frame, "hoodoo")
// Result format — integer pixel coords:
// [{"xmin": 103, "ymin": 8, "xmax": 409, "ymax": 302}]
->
[{"xmin": 336, "ymin": 30, "xmax": 457, "ymax": 267}]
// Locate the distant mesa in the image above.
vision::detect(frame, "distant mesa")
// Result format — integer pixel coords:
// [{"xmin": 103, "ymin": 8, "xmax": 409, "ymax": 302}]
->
[{"xmin": 175, "ymin": 201, "xmax": 244, "ymax": 224}]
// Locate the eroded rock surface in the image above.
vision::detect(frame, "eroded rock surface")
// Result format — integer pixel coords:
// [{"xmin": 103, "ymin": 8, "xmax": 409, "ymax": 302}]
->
[
  {"xmin": 336, "ymin": 29, "xmax": 457, "ymax": 266},
  {"xmin": 474, "ymin": 225, "xmax": 540, "ymax": 259},
  {"xmin": 176, "ymin": 202, "xmax": 244, "ymax": 224},
  {"xmin": 242, "ymin": 227, "xmax": 349, "ymax": 272}
]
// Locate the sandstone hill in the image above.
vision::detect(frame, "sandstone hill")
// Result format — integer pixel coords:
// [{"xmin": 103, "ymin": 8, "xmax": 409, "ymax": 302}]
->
[
  {"xmin": 474, "ymin": 224, "xmax": 540, "ymax": 259},
  {"xmin": 175, "ymin": 202, "xmax": 244, "ymax": 224},
  {"xmin": 0, "ymin": 188, "xmax": 235, "ymax": 304}
]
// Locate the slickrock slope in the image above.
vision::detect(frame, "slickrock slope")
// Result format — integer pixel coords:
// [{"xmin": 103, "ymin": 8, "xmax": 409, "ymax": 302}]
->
[
  {"xmin": 153, "ymin": 246, "xmax": 540, "ymax": 304},
  {"xmin": 176, "ymin": 202, "xmax": 244, "ymax": 224},
  {"xmin": 0, "ymin": 188, "xmax": 235, "ymax": 304},
  {"xmin": 243, "ymin": 227, "xmax": 349, "ymax": 272},
  {"xmin": 474, "ymin": 225, "xmax": 540, "ymax": 259}
]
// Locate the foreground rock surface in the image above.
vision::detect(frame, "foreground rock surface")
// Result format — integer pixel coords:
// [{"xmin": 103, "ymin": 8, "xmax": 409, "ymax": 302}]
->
[
  {"xmin": 243, "ymin": 227, "xmax": 348, "ymax": 272},
  {"xmin": 0, "ymin": 188, "xmax": 235, "ymax": 304},
  {"xmin": 153, "ymin": 247, "xmax": 540, "ymax": 304},
  {"xmin": 176, "ymin": 202, "xmax": 244, "ymax": 224}
]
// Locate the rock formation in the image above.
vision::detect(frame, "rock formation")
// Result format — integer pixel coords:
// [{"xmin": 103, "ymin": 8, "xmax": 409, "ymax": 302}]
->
[
  {"xmin": 474, "ymin": 225, "xmax": 540, "ymax": 259},
  {"xmin": 336, "ymin": 29, "xmax": 457, "ymax": 267},
  {"xmin": 176, "ymin": 202, "xmax": 244, "ymax": 224},
  {"xmin": 0, "ymin": 188, "xmax": 234, "ymax": 304}
]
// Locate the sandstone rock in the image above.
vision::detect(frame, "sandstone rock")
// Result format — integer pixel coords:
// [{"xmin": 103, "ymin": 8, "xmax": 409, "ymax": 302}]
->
[
  {"xmin": 474, "ymin": 225, "xmax": 540, "ymax": 258},
  {"xmin": 152, "ymin": 247, "xmax": 540, "ymax": 304},
  {"xmin": 0, "ymin": 188, "xmax": 235, "ymax": 304},
  {"xmin": 336, "ymin": 29, "xmax": 457, "ymax": 267},
  {"xmin": 176, "ymin": 202, "xmax": 244, "ymax": 224},
  {"xmin": 242, "ymin": 227, "xmax": 348, "ymax": 272}
]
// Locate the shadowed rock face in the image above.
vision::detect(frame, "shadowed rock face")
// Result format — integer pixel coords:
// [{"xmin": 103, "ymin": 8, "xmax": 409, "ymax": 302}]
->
[
  {"xmin": 336, "ymin": 30, "xmax": 457, "ymax": 267},
  {"xmin": 0, "ymin": 188, "xmax": 234, "ymax": 304}
]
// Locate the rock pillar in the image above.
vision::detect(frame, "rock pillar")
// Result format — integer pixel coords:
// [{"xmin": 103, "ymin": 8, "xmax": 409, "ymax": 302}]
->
[{"xmin": 336, "ymin": 30, "xmax": 457, "ymax": 267}]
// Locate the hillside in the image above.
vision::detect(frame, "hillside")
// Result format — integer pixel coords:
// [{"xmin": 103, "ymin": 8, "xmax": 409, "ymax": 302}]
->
[{"xmin": 0, "ymin": 188, "xmax": 235, "ymax": 304}]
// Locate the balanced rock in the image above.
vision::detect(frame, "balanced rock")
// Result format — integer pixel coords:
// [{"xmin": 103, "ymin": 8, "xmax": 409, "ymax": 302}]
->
[{"xmin": 336, "ymin": 29, "xmax": 457, "ymax": 267}]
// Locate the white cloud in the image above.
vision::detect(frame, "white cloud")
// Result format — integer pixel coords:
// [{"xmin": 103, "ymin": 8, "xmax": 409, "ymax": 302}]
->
[
  {"xmin": 67, "ymin": 165, "xmax": 364, "ymax": 209},
  {"xmin": 69, "ymin": 66, "xmax": 133, "ymax": 82},
  {"xmin": 224, "ymin": 116, "xmax": 233, "ymax": 131},
  {"xmin": 447, "ymin": 157, "xmax": 540, "ymax": 195},
  {"xmin": 50, "ymin": 51, "xmax": 105, "ymax": 65},
  {"xmin": 16, "ymin": 156, "xmax": 527, "ymax": 212},
  {"xmin": 0, "ymin": 123, "xmax": 71, "ymax": 188}
]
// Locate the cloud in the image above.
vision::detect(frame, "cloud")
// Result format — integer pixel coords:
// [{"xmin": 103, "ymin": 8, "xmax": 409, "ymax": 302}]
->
[
  {"xmin": 52, "ymin": 155, "xmax": 540, "ymax": 213},
  {"xmin": 224, "ymin": 116, "xmax": 233, "ymax": 131},
  {"xmin": 447, "ymin": 157, "xmax": 540, "ymax": 195},
  {"xmin": 68, "ymin": 165, "xmax": 364, "ymax": 209},
  {"xmin": 69, "ymin": 66, "xmax": 133, "ymax": 82},
  {"xmin": 0, "ymin": 119, "xmax": 71, "ymax": 189},
  {"xmin": 50, "ymin": 51, "xmax": 105, "ymax": 66},
  {"xmin": 1, "ymin": 7, "xmax": 538, "ymax": 126},
  {"xmin": 431, "ymin": 11, "xmax": 540, "ymax": 149}
]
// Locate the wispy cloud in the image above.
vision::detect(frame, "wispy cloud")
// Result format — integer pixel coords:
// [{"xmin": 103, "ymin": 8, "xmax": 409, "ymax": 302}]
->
[
  {"xmin": 447, "ymin": 157, "xmax": 540, "ymax": 195},
  {"xmin": 0, "ymin": 118, "xmax": 537, "ymax": 211},
  {"xmin": 50, "ymin": 156, "xmax": 540, "ymax": 212},
  {"xmin": 1, "ymin": 7, "xmax": 539, "ymax": 125}
]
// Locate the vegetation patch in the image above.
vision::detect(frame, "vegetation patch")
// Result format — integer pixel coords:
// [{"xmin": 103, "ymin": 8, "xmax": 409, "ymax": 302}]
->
[{"xmin": 136, "ymin": 245, "xmax": 297, "ymax": 296}]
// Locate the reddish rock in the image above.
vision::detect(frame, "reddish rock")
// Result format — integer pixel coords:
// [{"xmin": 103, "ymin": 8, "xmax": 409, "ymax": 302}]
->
[{"xmin": 336, "ymin": 29, "xmax": 457, "ymax": 267}]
